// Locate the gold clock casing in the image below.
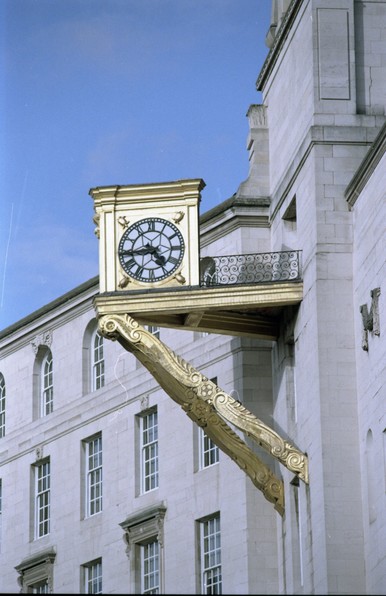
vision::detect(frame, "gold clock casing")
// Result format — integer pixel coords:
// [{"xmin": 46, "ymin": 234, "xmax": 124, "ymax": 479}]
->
[{"xmin": 89, "ymin": 178, "xmax": 205, "ymax": 293}]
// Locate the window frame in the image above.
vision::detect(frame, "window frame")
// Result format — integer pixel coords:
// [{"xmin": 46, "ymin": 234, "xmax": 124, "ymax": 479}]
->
[
  {"xmin": 41, "ymin": 352, "xmax": 53, "ymax": 417},
  {"xmin": 141, "ymin": 539, "xmax": 160, "ymax": 594},
  {"xmin": 139, "ymin": 409, "xmax": 159, "ymax": 494},
  {"xmin": 198, "ymin": 513, "xmax": 222, "ymax": 595},
  {"xmin": 198, "ymin": 427, "xmax": 219, "ymax": 470},
  {"xmin": 84, "ymin": 434, "xmax": 103, "ymax": 518},
  {"xmin": 146, "ymin": 325, "xmax": 160, "ymax": 339},
  {"xmin": 91, "ymin": 330, "xmax": 105, "ymax": 392},
  {"xmin": 82, "ymin": 558, "xmax": 102, "ymax": 594},
  {"xmin": 34, "ymin": 459, "xmax": 51, "ymax": 540}
]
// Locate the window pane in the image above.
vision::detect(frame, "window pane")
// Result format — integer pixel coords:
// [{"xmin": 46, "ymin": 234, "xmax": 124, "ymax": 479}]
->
[
  {"xmin": 92, "ymin": 333, "xmax": 105, "ymax": 391},
  {"xmin": 142, "ymin": 541, "xmax": 159, "ymax": 594},
  {"xmin": 32, "ymin": 579, "xmax": 49, "ymax": 593},
  {"xmin": 41, "ymin": 355, "xmax": 53, "ymax": 416},
  {"xmin": 87, "ymin": 436, "xmax": 102, "ymax": 516},
  {"xmin": 85, "ymin": 560, "xmax": 102, "ymax": 594},
  {"xmin": 141, "ymin": 411, "xmax": 158, "ymax": 493},
  {"xmin": 201, "ymin": 515, "xmax": 221, "ymax": 594},
  {"xmin": 200, "ymin": 428, "xmax": 219, "ymax": 469},
  {"xmin": 36, "ymin": 461, "xmax": 50, "ymax": 538}
]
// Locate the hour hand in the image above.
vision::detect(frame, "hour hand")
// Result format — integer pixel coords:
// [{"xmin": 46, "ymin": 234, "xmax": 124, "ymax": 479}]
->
[
  {"xmin": 154, "ymin": 254, "xmax": 166, "ymax": 266},
  {"xmin": 153, "ymin": 247, "xmax": 166, "ymax": 266}
]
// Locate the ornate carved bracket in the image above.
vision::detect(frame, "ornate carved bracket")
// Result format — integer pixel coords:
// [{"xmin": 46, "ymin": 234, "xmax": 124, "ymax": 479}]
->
[
  {"xmin": 98, "ymin": 314, "xmax": 308, "ymax": 514},
  {"xmin": 360, "ymin": 287, "xmax": 381, "ymax": 351},
  {"xmin": 30, "ymin": 330, "xmax": 52, "ymax": 355}
]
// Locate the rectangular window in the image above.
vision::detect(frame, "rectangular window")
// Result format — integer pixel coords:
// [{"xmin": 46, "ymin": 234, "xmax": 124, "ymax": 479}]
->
[
  {"xmin": 83, "ymin": 559, "xmax": 102, "ymax": 594},
  {"xmin": 140, "ymin": 410, "xmax": 158, "ymax": 493},
  {"xmin": 35, "ymin": 460, "xmax": 50, "ymax": 539},
  {"xmin": 141, "ymin": 540, "xmax": 160, "ymax": 594},
  {"xmin": 147, "ymin": 325, "xmax": 160, "ymax": 339},
  {"xmin": 199, "ymin": 514, "xmax": 222, "ymax": 595},
  {"xmin": 199, "ymin": 428, "xmax": 219, "ymax": 469},
  {"xmin": 32, "ymin": 580, "xmax": 49, "ymax": 593},
  {"xmin": 86, "ymin": 435, "xmax": 103, "ymax": 517}
]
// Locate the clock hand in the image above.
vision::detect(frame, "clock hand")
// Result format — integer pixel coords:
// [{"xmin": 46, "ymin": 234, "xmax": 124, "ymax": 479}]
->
[
  {"xmin": 121, "ymin": 243, "xmax": 157, "ymax": 256},
  {"xmin": 153, "ymin": 247, "xmax": 166, "ymax": 266},
  {"xmin": 154, "ymin": 255, "xmax": 166, "ymax": 266}
]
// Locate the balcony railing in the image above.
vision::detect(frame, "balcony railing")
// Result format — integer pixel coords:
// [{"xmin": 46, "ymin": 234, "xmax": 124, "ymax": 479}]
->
[{"xmin": 199, "ymin": 250, "xmax": 302, "ymax": 287}]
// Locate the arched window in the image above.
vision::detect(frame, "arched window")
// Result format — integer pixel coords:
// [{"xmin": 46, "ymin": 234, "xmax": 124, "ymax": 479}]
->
[
  {"xmin": 92, "ymin": 330, "xmax": 105, "ymax": 391},
  {"xmin": 82, "ymin": 320, "xmax": 106, "ymax": 395},
  {"xmin": 0, "ymin": 373, "xmax": 5, "ymax": 438},
  {"xmin": 41, "ymin": 351, "xmax": 53, "ymax": 417}
]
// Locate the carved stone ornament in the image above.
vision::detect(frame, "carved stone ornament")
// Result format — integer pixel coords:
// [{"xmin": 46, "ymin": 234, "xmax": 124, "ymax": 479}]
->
[
  {"xmin": 99, "ymin": 314, "xmax": 309, "ymax": 515},
  {"xmin": 93, "ymin": 213, "xmax": 100, "ymax": 238},
  {"xmin": 31, "ymin": 330, "xmax": 52, "ymax": 355},
  {"xmin": 120, "ymin": 504, "xmax": 167, "ymax": 559},
  {"xmin": 118, "ymin": 215, "xmax": 130, "ymax": 228},
  {"xmin": 360, "ymin": 287, "xmax": 381, "ymax": 351},
  {"xmin": 15, "ymin": 548, "xmax": 56, "ymax": 594},
  {"xmin": 140, "ymin": 395, "xmax": 150, "ymax": 411},
  {"xmin": 172, "ymin": 210, "xmax": 184, "ymax": 224}
]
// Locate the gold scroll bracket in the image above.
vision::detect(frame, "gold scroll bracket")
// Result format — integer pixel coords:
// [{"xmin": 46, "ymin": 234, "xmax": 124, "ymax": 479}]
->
[{"xmin": 98, "ymin": 314, "xmax": 308, "ymax": 514}]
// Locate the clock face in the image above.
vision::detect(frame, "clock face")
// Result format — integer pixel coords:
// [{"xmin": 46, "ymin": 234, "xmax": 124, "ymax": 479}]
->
[{"xmin": 118, "ymin": 217, "xmax": 185, "ymax": 282}]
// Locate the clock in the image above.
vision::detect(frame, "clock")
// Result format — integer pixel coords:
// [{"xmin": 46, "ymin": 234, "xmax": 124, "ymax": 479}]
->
[
  {"xmin": 89, "ymin": 179, "xmax": 204, "ymax": 292},
  {"xmin": 118, "ymin": 217, "xmax": 185, "ymax": 282}
]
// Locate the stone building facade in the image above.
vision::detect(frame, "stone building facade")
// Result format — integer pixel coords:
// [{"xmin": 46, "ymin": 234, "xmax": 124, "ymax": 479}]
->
[{"xmin": 0, "ymin": 1, "xmax": 385, "ymax": 594}]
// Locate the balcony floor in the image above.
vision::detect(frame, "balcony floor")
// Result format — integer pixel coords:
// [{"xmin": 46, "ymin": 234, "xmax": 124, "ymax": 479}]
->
[{"xmin": 94, "ymin": 281, "xmax": 303, "ymax": 340}]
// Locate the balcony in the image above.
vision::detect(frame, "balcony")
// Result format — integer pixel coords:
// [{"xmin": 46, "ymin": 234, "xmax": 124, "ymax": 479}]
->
[
  {"xmin": 200, "ymin": 250, "xmax": 301, "ymax": 287},
  {"xmin": 94, "ymin": 250, "xmax": 303, "ymax": 340}
]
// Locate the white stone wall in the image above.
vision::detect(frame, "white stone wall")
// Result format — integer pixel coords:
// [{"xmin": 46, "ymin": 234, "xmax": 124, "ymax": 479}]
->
[
  {"xmin": 263, "ymin": 1, "xmax": 386, "ymax": 591},
  {"xmin": 351, "ymin": 147, "xmax": 386, "ymax": 595},
  {"xmin": 264, "ymin": 0, "xmax": 315, "ymax": 196},
  {"xmin": 0, "ymin": 291, "xmax": 279, "ymax": 594}
]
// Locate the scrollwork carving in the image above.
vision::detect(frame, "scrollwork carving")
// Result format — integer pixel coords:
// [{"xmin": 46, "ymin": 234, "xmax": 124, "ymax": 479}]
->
[
  {"xmin": 98, "ymin": 312, "xmax": 311, "ymax": 510},
  {"xmin": 98, "ymin": 314, "xmax": 290, "ymax": 514},
  {"xmin": 93, "ymin": 214, "xmax": 100, "ymax": 238}
]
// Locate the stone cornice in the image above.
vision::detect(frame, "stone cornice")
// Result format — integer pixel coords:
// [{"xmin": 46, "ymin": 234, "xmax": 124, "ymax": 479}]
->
[
  {"xmin": 270, "ymin": 124, "xmax": 381, "ymax": 221},
  {"xmin": 345, "ymin": 121, "xmax": 386, "ymax": 208},
  {"xmin": 256, "ymin": 0, "xmax": 305, "ymax": 92}
]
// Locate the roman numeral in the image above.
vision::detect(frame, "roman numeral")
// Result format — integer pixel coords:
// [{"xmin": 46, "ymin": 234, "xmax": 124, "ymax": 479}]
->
[{"xmin": 125, "ymin": 258, "xmax": 136, "ymax": 270}]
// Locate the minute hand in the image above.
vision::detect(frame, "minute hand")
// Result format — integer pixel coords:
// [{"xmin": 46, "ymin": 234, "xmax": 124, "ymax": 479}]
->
[{"xmin": 120, "ymin": 244, "xmax": 157, "ymax": 256}]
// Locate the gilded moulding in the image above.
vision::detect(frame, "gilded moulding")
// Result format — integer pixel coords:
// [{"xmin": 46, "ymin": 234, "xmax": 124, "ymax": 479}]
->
[{"xmin": 98, "ymin": 313, "xmax": 285, "ymax": 515}]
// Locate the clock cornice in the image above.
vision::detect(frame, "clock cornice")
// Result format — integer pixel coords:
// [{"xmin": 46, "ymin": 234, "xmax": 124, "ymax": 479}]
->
[{"xmin": 89, "ymin": 178, "xmax": 205, "ymax": 208}]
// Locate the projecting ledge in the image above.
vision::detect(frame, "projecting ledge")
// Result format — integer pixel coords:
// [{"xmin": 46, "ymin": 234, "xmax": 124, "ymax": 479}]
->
[{"xmin": 93, "ymin": 282, "xmax": 303, "ymax": 340}]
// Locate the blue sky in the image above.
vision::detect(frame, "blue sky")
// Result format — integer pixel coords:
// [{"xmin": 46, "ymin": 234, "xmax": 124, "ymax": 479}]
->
[{"xmin": 0, "ymin": 0, "xmax": 272, "ymax": 330}]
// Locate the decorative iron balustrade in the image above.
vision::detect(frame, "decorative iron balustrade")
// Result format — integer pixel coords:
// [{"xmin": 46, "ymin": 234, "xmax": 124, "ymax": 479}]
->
[{"xmin": 200, "ymin": 250, "xmax": 302, "ymax": 287}]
